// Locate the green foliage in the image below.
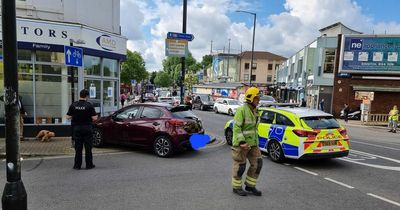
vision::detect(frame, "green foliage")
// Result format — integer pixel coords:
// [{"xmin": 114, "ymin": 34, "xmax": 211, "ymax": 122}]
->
[
  {"xmin": 154, "ymin": 71, "xmax": 173, "ymax": 87},
  {"xmin": 184, "ymin": 72, "xmax": 199, "ymax": 93},
  {"xmin": 150, "ymin": 71, "xmax": 157, "ymax": 84},
  {"xmin": 121, "ymin": 50, "xmax": 148, "ymax": 84},
  {"xmin": 201, "ymin": 55, "xmax": 213, "ymax": 69},
  {"xmin": 162, "ymin": 53, "xmax": 201, "ymax": 86}
]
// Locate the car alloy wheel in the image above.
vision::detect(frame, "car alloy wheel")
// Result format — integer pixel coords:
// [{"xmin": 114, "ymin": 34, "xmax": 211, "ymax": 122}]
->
[
  {"xmin": 92, "ymin": 128, "xmax": 104, "ymax": 147},
  {"xmin": 267, "ymin": 140, "xmax": 284, "ymax": 163},
  {"xmin": 154, "ymin": 136, "xmax": 173, "ymax": 157},
  {"xmin": 225, "ymin": 128, "xmax": 233, "ymax": 146},
  {"xmin": 228, "ymin": 109, "xmax": 233, "ymax": 116}
]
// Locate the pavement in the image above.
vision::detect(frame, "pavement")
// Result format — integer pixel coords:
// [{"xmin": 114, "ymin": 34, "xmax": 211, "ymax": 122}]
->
[{"xmin": 0, "ymin": 135, "xmax": 217, "ymax": 158}]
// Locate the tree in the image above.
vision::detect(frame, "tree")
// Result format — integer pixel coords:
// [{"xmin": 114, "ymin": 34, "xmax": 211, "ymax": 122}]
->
[
  {"xmin": 162, "ymin": 53, "xmax": 201, "ymax": 86},
  {"xmin": 120, "ymin": 50, "xmax": 148, "ymax": 84},
  {"xmin": 184, "ymin": 72, "xmax": 199, "ymax": 94},
  {"xmin": 201, "ymin": 55, "xmax": 213, "ymax": 69},
  {"xmin": 154, "ymin": 71, "xmax": 173, "ymax": 87},
  {"xmin": 149, "ymin": 71, "xmax": 157, "ymax": 84}
]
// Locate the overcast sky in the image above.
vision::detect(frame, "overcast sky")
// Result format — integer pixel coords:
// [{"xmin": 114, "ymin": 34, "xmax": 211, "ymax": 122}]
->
[{"xmin": 120, "ymin": 0, "xmax": 400, "ymax": 71}]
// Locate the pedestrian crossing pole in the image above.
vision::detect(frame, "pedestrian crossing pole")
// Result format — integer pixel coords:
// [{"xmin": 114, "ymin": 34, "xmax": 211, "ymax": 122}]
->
[
  {"xmin": 180, "ymin": 0, "xmax": 187, "ymax": 104},
  {"xmin": 1, "ymin": 0, "xmax": 28, "ymax": 209}
]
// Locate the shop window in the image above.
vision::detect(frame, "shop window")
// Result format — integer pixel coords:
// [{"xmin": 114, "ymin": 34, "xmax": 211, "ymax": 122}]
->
[
  {"xmin": 103, "ymin": 58, "xmax": 118, "ymax": 78},
  {"xmin": 103, "ymin": 80, "xmax": 118, "ymax": 107},
  {"xmin": 18, "ymin": 49, "xmax": 32, "ymax": 61},
  {"xmin": 36, "ymin": 51, "xmax": 64, "ymax": 64},
  {"xmin": 244, "ymin": 63, "xmax": 250, "ymax": 69},
  {"xmin": 84, "ymin": 79, "xmax": 101, "ymax": 112},
  {"xmin": 35, "ymin": 64, "xmax": 62, "ymax": 75},
  {"xmin": 323, "ymin": 49, "xmax": 335, "ymax": 74},
  {"xmin": 244, "ymin": 74, "xmax": 249, "ymax": 81},
  {"xmin": 35, "ymin": 75, "xmax": 77, "ymax": 124},
  {"xmin": 18, "ymin": 63, "xmax": 33, "ymax": 74},
  {"xmin": 84, "ymin": 55, "xmax": 101, "ymax": 76},
  {"xmin": 268, "ymin": 64, "xmax": 273, "ymax": 70},
  {"xmin": 251, "ymin": 75, "xmax": 256, "ymax": 81}
]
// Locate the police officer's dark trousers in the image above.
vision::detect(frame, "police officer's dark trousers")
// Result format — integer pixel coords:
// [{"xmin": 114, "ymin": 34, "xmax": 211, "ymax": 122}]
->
[{"xmin": 73, "ymin": 125, "xmax": 94, "ymax": 168}]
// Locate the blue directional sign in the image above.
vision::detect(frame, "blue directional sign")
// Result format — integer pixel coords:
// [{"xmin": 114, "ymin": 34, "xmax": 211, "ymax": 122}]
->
[
  {"xmin": 167, "ymin": 32, "xmax": 194, "ymax": 41},
  {"xmin": 64, "ymin": 46, "xmax": 83, "ymax": 67}
]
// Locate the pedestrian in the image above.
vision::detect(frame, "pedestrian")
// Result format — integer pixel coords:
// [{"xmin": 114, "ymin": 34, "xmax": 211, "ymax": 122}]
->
[
  {"xmin": 184, "ymin": 95, "xmax": 192, "ymax": 110},
  {"xmin": 300, "ymin": 98, "xmax": 306, "ymax": 107},
  {"xmin": 231, "ymin": 87, "xmax": 263, "ymax": 196},
  {"xmin": 319, "ymin": 99, "xmax": 325, "ymax": 111},
  {"xmin": 343, "ymin": 103, "xmax": 350, "ymax": 123},
  {"xmin": 18, "ymin": 96, "xmax": 27, "ymax": 141},
  {"xmin": 120, "ymin": 92, "xmax": 127, "ymax": 107},
  {"xmin": 66, "ymin": 89, "xmax": 98, "ymax": 170},
  {"xmin": 388, "ymin": 105, "xmax": 398, "ymax": 133}
]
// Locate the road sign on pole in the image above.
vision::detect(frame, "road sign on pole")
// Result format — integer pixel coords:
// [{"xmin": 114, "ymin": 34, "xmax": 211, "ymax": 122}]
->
[
  {"xmin": 64, "ymin": 46, "xmax": 83, "ymax": 67},
  {"xmin": 167, "ymin": 32, "xmax": 194, "ymax": 41},
  {"xmin": 165, "ymin": 38, "xmax": 188, "ymax": 57}
]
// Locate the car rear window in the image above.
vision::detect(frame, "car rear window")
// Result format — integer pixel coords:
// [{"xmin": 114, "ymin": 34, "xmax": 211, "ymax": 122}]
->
[
  {"xmin": 301, "ymin": 116, "xmax": 340, "ymax": 129},
  {"xmin": 171, "ymin": 110, "xmax": 197, "ymax": 120}
]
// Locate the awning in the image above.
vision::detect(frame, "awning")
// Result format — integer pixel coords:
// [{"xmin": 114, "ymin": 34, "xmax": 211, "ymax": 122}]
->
[{"xmin": 352, "ymin": 85, "xmax": 400, "ymax": 92}]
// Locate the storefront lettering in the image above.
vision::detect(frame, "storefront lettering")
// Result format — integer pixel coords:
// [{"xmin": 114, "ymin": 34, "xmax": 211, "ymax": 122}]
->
[
  {"xmin": 20, "ymin": 26, "xmax": 68, "ymax": 39},
  {"xmin": 96, "ymin": 35, "xmax": 116, "ymax": 51}
]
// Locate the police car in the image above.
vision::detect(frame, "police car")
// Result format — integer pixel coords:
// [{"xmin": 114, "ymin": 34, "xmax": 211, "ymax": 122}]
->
[{"xmin": 224, "ymin": 106, "xmax": 349, "ymax": 162}]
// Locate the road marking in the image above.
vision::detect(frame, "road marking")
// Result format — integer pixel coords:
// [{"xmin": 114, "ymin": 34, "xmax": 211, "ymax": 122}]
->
[
  {"xmin": 324, "ymin": 177, "xmax": 354, "ymax": 189},
  {"xmin": 293, "ymin": 167, "xmax": 318, "ymax": 176},
  {"xmin": 351, "ymin": 149, "xmax": 400, "ymax": 164},
  {"xmin": 284, "ymin": 163, "xmax": 291, "ymax": 166},
  {"xmin": 351, "ymin": 140, "xmax": 400, "ymax": 151},
  {"xmin": 367, "ymin": 193, "xmax": 400, "ymax": 207}
]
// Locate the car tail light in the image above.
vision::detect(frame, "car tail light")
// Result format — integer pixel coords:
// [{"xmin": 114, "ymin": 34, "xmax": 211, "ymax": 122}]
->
[
  {"xmin": 293, "ymin": 129, "xmax": 317, "ymax": 137},
  {"xmin": 168, "ymin": 119, "xmax": 187, "ymax": 127}
]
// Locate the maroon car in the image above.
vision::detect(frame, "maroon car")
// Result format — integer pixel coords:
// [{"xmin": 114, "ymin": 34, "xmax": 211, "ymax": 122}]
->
[{"xmin": 92, "ymin": 103, "xmax": 204, "ymax": 157}]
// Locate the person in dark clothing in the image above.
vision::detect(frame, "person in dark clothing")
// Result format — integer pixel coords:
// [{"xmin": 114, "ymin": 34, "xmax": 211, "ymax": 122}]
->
[
  {"xmin": 184, "ymin": 96, "xmax": 192, "ymax": 110},
  {"xmin": 300, "ymin": 98, "xmax": 306, "ymax": 107},
  {"xmin": 66, "ymin": 89, "xmax": 98, "ymax": 170},
  {"xmin": 319, "ymin": 99, "xmax": 325, "ymax": 111},
  {"xmin": 343, "ymin": 103, "xmax": 350, "ymax": 123}
]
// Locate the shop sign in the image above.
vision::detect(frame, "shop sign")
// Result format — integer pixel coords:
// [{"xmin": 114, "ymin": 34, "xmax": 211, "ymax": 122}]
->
[{"xmin": 355, "ymin": 91, "xmax": 374, "ymax": 101}]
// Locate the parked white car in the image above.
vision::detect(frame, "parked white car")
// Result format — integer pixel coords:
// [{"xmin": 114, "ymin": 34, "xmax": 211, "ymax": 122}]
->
[{"xmin": 214, "ymin": 98, "xmax": 241, "ymax": 116}]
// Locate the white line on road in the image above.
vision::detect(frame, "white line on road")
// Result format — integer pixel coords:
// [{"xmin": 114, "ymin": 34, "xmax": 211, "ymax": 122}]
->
[
  {"xmin": 293, "ymin": 167, "xmax": 318, "ymax": 176},
  {"xmin": 350, "ymin": 149, "xmax": 400, "ymax": 164},
  {"xmin": 324, "ymin": 177, "xmax": 354, "ymax": 189},
  {"xmin": 367, "ymin": 193, "xmax": 400, "ymax": 207},
  {"xmin": 351, "ymin": 140, "xmax": 400, "ymax": 151},
  {"xmin": 284, "ymin": 163, "xmax": 291, "ymax": 166}
]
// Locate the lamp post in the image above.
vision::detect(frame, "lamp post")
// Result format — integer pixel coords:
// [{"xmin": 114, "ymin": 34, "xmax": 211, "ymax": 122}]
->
[
  {"xmin": 69, "ymin": 39, "xmax": 85, "ymax": 103},
  {"xmin": 236, "ymin": 10, "xmax": 256, "ymax": 86},
  {"xmin": 180, "ymin": 0, "xmax": 187, "ymax": 104}
]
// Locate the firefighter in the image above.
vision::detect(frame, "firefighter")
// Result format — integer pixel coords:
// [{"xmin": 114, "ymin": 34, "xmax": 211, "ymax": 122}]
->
[{"xmin": 231, "ymin": 87, "xmax": 263, "ymax": 196}]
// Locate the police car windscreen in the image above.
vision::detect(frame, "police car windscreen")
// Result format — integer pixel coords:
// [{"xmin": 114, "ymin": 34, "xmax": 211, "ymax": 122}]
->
[{"xmin": 301, "ymin": 116, "xmax": 340, "ymax": 129}]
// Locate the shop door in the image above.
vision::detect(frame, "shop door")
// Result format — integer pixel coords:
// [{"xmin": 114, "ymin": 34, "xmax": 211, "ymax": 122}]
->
[{"xmin": 102, "ymin": 80, "xmax": 118, "ymax": 116}]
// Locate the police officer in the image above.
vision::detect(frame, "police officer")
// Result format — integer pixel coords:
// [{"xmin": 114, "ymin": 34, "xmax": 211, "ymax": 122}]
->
[
  {"xmin": 231, "ymin": 87, "xmax": 263, "ymax": 196},
  {"xmin": 66, "ymin": 89, "xmax": 98, "ymax": 170}
]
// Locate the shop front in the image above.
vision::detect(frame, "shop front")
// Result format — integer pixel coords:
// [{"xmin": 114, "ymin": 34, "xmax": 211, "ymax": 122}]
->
[{"xmin": 0, "ymin": 18, "xmax": 126, "ymax": 137}]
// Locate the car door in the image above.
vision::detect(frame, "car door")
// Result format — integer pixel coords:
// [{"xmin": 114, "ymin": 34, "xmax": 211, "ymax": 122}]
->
[
  {"xmin": 222, "ymin": 100, "xmax": 228, "ymax": 114},
  {"xmin": 111, "ymin": 106, "xmax": 140, "ymax": 144},
  {"xmin": 258, "ymin": 110, "xmax": 275, "ymax": 151},
  {"xmin": 273, "ymin": 113, "xmax": 297, "ymax": 156},
  {"xmin": 127, "ymin": 106, "xmax": 164, "ymax": 146}
]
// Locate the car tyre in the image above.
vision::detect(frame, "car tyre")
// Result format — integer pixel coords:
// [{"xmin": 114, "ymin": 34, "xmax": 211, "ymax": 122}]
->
[
  {"xmin": 92, "ymin": 128, "xmax": 104, "ymax": 147},
  {"xmin": 267, "ymin": 140, "xmax": 284, "ymax": 163},
  {"xmin": 215, "ymin": 107, "xmax": 219, "ymax": 113},
  {"xmin": 225, "ymin": 128, "xmax": 233, "ymax": 146},
  {"xmin": 228, "ymin": 109, "xmax": 233, "ymax": 116},
  {"xmin": 153, "ymin": 135, "xmax": 173, "ymax": 158},
  {"xmin": 200, "ymin": 105, "xmax": 204, "ymax": 111}
]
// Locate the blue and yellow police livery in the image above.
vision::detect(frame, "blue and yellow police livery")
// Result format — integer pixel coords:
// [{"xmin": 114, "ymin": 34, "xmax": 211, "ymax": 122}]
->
[{"xmin": 224, "ymin": 107, "xmax": 349, "ymax": 162}]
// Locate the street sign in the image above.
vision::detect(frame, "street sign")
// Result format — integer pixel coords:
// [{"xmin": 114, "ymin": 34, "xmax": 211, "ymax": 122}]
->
[
  {"xmin": 165, "ymin": 38, "xmax": 188, "ymax": 57},
  {"xmin": 64, "ymin": 45, "xmax": 83, "ymax": 67},
  {"xmin": 167, "ymin": 32, "xmax": 194, "ymax": 41}
]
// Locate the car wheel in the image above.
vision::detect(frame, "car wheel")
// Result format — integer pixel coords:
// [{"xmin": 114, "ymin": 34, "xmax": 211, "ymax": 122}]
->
[
  {"xmin": 153, "ymin": 135, "xmax": 173, "ymax": 158},
  {"xmin": 228, "ymin": 109, "xmax": 233, "ymax": 116},
  {"xmin": 215, "ymin": 107, "xmax": 219, "ymax": 113},
  {"xmin": 92, "ymin": 128, "xmax": 104, "ymax": 147},
  {"xmin": 200, "ymin": 105, "xmax": 204, "ymax": 111},
  {"xmin": 225, "ymin": 128, "xmax": 233, "ymax": 146},
  {"xmin": 267, "ymin": 140, "xmax": 284, "ymax": 163}
]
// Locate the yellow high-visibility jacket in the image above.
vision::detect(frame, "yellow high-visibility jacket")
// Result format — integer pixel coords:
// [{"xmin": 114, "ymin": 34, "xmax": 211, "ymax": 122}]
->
[
  {"xmin": 232, "ymin": 103, "xmax": 259, "ymax": 147},
  {"xmin": 389, "ymin": 109, "xmax": 399, "ymax": 121}
]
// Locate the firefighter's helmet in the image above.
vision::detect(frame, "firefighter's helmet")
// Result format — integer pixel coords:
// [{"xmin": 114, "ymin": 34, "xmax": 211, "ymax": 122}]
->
[{"xmin": 244, "ymin": 87, "xmax": 261, "ymax": 103}]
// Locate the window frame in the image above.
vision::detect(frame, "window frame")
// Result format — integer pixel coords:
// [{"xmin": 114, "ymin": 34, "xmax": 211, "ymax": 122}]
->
[{"xmin": 275, "ymin": 113, "xmax": 295, "ymax": 127}]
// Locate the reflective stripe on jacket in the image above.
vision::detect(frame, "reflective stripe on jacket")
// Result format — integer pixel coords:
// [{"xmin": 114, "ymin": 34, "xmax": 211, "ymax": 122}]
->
[{"xmin": 232, "ymin": 103, "xmax": 259, "ymax": 147}]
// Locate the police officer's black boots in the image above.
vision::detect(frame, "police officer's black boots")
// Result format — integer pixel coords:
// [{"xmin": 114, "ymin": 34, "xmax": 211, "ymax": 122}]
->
[
  {"xmin": 245, "ymin": 186, "xmax": 262, "ymax": 196},
  {"xmin": 233, "ymin": 188, "xmax": 247, "ymax": 196}
]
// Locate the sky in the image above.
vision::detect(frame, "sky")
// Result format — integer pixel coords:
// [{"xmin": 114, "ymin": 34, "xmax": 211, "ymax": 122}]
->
[{"xmin": 120, "ymin": 0, "xmax": 400, "ymax": 71}]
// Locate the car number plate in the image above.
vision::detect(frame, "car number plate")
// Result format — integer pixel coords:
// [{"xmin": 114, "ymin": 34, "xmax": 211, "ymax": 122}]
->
[{"xmin": 321, "ymin": 140, "xmax": 337, "ymax": 147}]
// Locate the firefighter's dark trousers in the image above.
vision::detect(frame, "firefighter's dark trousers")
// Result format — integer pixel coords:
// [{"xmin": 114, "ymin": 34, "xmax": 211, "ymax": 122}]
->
[{"xmin": 232, "ymin": 146, "xmax": 263, "ymax": 189}]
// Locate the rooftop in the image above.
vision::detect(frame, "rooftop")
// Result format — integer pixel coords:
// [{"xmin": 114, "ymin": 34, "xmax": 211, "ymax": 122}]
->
[{"xmin": 238, "ymin": 51, "xmax": 287, "ymax": 61}]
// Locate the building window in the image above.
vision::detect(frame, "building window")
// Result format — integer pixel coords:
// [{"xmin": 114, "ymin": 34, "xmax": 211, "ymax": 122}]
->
[
  {"xmin": 103, "ymin": 58, "xmax": 118, "ymax": 78},
  {"xmin": 17, "ymin": 64, "xmax": 34, "ymax": 124},
  {"xmin": 103, "ymin": 80, "xmax": 118, "ymax": 108},
  {"xmin": 18, "ymin": 49, "xmax": 32, "ymax": 61},
  {"xmin": 268, "ymin": 64, "xmax": 273, "ymax": 70},
  {"xmin": 324, "ymin": 49, "xmax": 335, "ymax": 74},
  {"xmin": 244, "ymin": 74, "xmax": 249, "ymax": 81},
  {"xmin": 84, "ymin": 55, "xmax": 101, "ymax": 76},
  {"xmin": 36, "ymin": 51, "xmax": 64, "ymax": 64},
  {"xmin": 251, "ymin": 75, "xmax": 256, "ymax": 81},
  {"xmin": 252, "ymin": 63, "xmax": 257, "ymax": 70},
  {"xmin": 267, "ymin": 75, "xmax": 272, "ymax": 82},
  {"xmin": 244, "ymin": 63, "xmax": 250, "ymax": 69}
]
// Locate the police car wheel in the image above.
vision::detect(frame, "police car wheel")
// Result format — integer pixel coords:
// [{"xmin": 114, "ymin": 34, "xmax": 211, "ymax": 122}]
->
[
  {"xmin": 154, "ymin": 136, "xmax": 173, "ymax": 158},
  {"xmin": 225, "ymin": 129, "xmax": 233, "ymax": 146},
  {"xmin": 267, "ymin": 140, "xmax": 284, "ymax": 163},
  {"xmin": 92, "ymin": 128, "xmax": 104, "ymax": 147}
]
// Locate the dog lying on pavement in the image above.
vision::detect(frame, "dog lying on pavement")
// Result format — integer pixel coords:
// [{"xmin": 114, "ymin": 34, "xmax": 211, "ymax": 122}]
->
[{"xmin": 36, "ymin": 130, "xmax": 55, "ymax": 142}]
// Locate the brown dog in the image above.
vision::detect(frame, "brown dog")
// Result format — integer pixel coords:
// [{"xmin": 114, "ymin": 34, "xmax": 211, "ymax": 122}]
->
[{"xmin": 36, "ymin": 130, "xmax": 55, "ymax": 142}]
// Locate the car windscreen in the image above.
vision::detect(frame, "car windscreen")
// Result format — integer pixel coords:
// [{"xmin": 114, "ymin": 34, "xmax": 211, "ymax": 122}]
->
[
  {"xmin": 228, "ymin": 100, "xmax": 240, "ymax": 105},
  {"xmin": 301, "ymin": 116, "xmax": 340, "ymax": 129},
  {"xmin": 171, "ymin": 110, "xmax": 198, "ymax": 120},
  {"xmin": 260, "ymin": 96, "xmax": 275, "ymax": 102}
]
